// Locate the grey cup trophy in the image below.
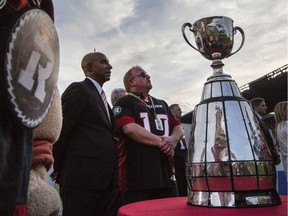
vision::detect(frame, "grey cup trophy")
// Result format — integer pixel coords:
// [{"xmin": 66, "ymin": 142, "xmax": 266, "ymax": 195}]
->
[
  {"xmin": 182, "ymin": 16, "xmax": 244, "ymax": 61},
  {"xmin": 182, "ymin": 16, "xmax": 281, "ymax": 208}
]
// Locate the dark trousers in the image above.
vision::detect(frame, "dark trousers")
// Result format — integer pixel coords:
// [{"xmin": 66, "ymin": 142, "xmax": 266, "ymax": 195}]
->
[
  {"xmin": 174, "ymin": 154, "xmax": 188, "ymax": 196},
  {"xmin": 175, "ymin": 168, "xmax": 188, "ymax": 196},
  {"xmin": 121, "ymin": 187, "xmax": 178, "ymax": 205},
  {"xmin": 60, "ymin": 186, "xmax": 122, "ymax": 216}
]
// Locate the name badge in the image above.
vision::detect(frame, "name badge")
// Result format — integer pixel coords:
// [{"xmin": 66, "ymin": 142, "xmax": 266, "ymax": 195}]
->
[{"xmin": 155, "ymin": 118, "xmax": 163, "ymax": 131}]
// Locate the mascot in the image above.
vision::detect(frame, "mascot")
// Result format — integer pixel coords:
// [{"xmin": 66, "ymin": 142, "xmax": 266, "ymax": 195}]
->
[
  {"xmin": 0, "ymin": 0, "xmax": 59, "ymax": 215},
  {"xmin": 28, "ymin": 87, "xmax": 62, "ymax": 216}
]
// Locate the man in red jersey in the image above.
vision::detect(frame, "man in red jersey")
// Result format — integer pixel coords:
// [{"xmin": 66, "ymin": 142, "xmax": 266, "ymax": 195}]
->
[{"xmin": 113, "ymin": 66, "xmax": 184, "ymax": 205}]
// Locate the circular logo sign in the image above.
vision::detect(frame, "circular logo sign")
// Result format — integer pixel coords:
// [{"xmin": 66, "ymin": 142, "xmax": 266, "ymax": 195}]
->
[
  {"xmin": 113, "ymin": 106, "xmax": 122, "ymax": 116},
  {"xmin": 4, "ymin": 9, "xmax": 59, "ymax": 128}
]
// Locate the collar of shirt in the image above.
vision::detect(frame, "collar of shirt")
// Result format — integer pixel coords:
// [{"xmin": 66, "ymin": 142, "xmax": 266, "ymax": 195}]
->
[
  {"xmin": 87, "ymin": 77, "xmax": 102, "ymax": 94},
  {"xmin": 256, "ymin": 113, "xmax": 262, "ymax": 120},
  {"xmin": 130, "ymin": 92, "xmax": 149, "ymax": 100}
]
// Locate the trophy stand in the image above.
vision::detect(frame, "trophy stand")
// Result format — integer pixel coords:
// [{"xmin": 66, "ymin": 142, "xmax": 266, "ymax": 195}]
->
[{"xmin": 182, "ymin": 16, "xmax": 281, "ymax": 207}]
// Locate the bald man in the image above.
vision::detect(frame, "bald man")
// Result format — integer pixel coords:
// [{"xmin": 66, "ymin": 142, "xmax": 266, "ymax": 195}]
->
[{"xmin": 52, "ymin": 52, "xmax": 121, "ymax": 215}]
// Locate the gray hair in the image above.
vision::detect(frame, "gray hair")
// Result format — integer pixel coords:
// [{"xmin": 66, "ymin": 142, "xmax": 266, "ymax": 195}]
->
[{"xmin": 111, "ymin": 88, "xmax": 127, "ymax": 105}]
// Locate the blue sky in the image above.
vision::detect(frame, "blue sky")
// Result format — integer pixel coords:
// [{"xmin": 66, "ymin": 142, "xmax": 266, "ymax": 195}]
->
[{"xmin": 53, "ymin": 0, "xmax": 287, "ymax": 114}]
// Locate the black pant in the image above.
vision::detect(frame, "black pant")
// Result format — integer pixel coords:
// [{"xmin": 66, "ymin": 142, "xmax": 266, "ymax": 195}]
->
[
  {"xmin": 60, "ymin": 186, "xmax": 122, "ymax": 216},
  {"xmin": 175, "ymin": 168, "xmax": 188, "ymax": 196},
  {"xmin": 121, "ymin": 187, "xmax": 178, "ymax": 205}
]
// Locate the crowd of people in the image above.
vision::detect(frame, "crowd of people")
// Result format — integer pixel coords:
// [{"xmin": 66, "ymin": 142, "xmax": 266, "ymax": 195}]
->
[
  {"xmin": 50, "ymin": 51, "xmax": 287, "ymax": 215},
  {"xmin": 0, "ymin": 39, "xmax": 286, "ymax": 215},
  {"xmin": 0, "ymin": 1, "xmax": 286, "ymax": 216},
  {"xmin": 52, "ymin": 52, "xmax": 186, "ymax": 215}
]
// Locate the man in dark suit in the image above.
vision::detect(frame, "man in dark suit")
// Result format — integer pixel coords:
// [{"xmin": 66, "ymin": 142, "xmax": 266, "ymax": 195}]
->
[
  {"xmin": 169, "ymin": 104, "xmax": 188, "ymax": 196},
  {"xmin": 52, "ymin": 52, "xmax": 121, "ymax": 215},
  {"xmin": 250, "ymin": 97, "xmax": 281, "ymax": 165}
]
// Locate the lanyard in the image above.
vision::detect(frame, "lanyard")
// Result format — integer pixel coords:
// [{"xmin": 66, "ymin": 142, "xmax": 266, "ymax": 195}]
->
[{"xmin": 129, "ymin": 93, "xmax": 157, "ymax": 119}]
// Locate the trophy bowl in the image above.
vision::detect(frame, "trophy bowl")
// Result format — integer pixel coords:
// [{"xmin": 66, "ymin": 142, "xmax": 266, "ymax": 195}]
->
[{"xmin": 182, "ymin": 16, "xmax": 245, "ymax": 60}]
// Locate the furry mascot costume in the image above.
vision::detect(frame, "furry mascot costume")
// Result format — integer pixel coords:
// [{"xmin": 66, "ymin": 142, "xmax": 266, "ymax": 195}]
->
[
  {"xmin": 27, "ymin": 87, "xmax": 62, "ymax": 216},
  {"xmin": 0, "ymin": 1, "xmax": 59, "ymax": 215}
]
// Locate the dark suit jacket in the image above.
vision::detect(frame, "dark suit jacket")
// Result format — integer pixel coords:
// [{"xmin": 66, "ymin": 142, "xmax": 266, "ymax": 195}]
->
[
  {"xmin": 255, "ymin": 114, "xmax": 281, "ymax": 165},
  {"xmin": 53, "ymin": 78, "xmax": 118, "ymax": 190}
]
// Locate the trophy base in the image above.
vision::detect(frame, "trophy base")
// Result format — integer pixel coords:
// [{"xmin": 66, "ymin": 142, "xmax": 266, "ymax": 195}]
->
[{"xmin": 187, "ymin": 190, "xmax": 281, "ymax": 208}]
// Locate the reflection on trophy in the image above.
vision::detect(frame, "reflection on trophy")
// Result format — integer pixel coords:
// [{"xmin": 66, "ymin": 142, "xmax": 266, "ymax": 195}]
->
[{"xmin": 182, "ymin": 16, "xmax": 281, "ymax": 207}]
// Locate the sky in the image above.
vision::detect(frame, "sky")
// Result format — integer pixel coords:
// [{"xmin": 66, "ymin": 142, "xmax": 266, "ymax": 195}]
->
[{"xmin": 53, "ymin": 0, "xmax": 287, "ymax": 115}]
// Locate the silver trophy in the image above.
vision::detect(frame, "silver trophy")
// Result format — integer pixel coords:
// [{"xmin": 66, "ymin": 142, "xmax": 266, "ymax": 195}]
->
[
  {"xmin": 182, "ymin": 16, "xmax": 244, "ymax": 61},
  {"xmin": 182, "ymin": 16, "xmax": 281, "ymax": 207}
]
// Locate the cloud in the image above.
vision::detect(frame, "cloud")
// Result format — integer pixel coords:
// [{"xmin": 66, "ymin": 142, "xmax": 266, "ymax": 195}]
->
[{"xmin": 54, "ymin": 0, "xmax": 287, "ymax": 113}]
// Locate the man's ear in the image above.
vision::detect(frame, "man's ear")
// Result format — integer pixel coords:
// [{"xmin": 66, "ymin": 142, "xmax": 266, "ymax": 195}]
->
[
  {"xmin": 86, "ymin": 63, "xmax": 93, "ymax": 72},
  {"xmin": 171, "ymin": 110, "xmax": 176, "ymax": 118},
  {"xmin": 129, "ymin": 79, "xmax": 135, "ymax": 88}
]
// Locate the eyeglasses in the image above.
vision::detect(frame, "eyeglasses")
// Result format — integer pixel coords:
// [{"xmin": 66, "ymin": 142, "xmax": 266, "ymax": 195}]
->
[{"xmin": 130, "ymin": 71, "xmax": 149, "ymax": 80}]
